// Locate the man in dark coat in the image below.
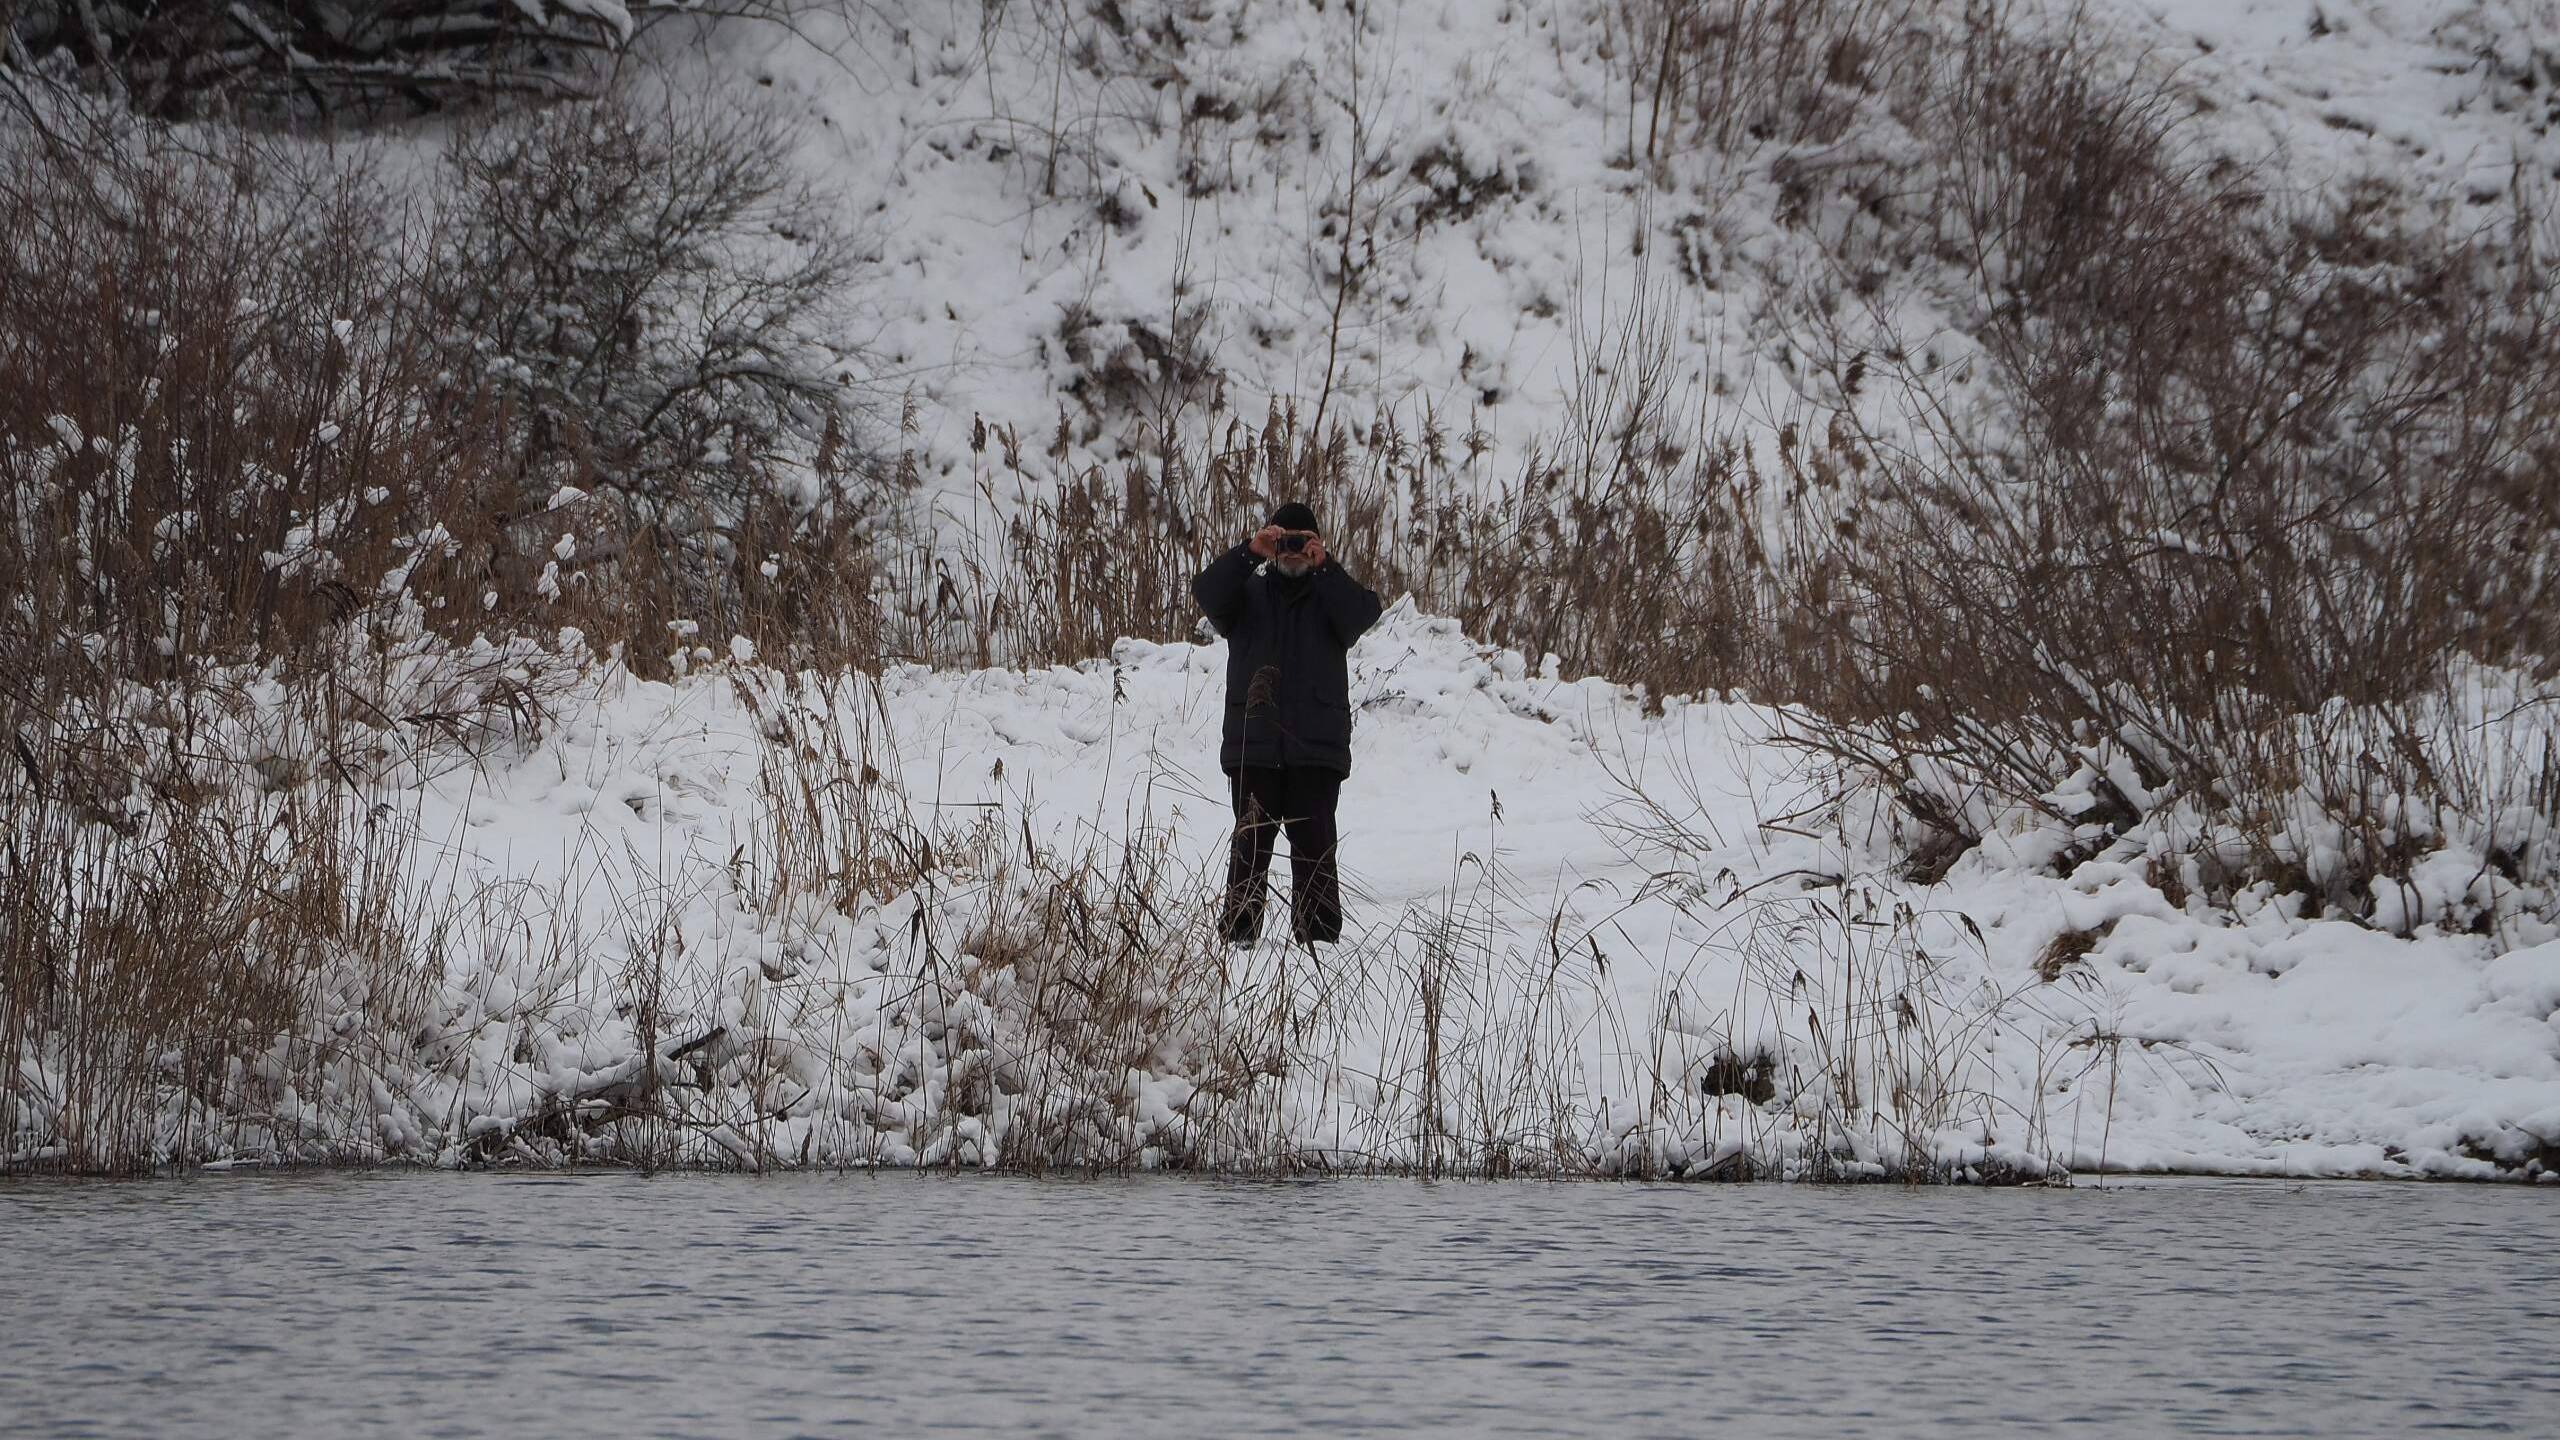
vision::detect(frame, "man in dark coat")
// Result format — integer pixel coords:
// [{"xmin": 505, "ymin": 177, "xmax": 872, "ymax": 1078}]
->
[{"xmin": 1192, "ymin": 501, "xmax": 1384, "ymax": 947}]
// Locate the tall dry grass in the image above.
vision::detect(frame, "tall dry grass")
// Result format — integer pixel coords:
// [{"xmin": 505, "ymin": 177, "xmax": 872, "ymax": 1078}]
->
[
  {"xmin": 1759, "ymin": 16, "xmax": 2560, "ymax": 908},
  {"xmin": 1612, "ymin": 0, "xmax": 1928, "ymax": 166},
  {"xmin": 907, "ymin": 375, "xmax": 1794, "ymax": 704},
  {"xmin": 0, "ymin": 95, "xmax": 871, "ymax": 1169}
]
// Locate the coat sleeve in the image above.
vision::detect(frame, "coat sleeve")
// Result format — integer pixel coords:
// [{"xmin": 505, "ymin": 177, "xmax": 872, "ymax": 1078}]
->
[
  {"xmin": 1192, "ymin": 543, "xmax": 1257, "ymax": 637},
  {"xmin": 1311, "ymin": 562, "xmax": 1385, "ymax": 648}
]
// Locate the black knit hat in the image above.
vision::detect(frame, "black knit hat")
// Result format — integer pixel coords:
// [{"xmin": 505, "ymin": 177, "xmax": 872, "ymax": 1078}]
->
[{"xmin": 1268, "ymin": 501, "xmax": 1320, "ymax": 533}]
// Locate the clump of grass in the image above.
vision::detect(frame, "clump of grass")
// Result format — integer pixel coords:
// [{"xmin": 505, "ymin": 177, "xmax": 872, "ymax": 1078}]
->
[
  {"xmin": 2035, "ymin": 927, "xmax": 2104, "ymax": 985},
  {"xmin": 1613, "ymin": 0, "xmax": 1923, "ymax": 167}
]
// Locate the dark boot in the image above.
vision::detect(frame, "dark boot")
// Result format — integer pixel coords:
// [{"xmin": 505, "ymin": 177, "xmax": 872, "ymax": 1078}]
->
[{"xmin": 1219, "ymin": 894, "xmax": 1264, "ymax": 947}]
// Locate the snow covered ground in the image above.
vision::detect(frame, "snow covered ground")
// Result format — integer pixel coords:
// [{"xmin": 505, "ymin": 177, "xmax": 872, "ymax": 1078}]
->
[
  {"xmin": 2090, "ymin": 0, "xmax": 2558, "ymax": 197},
  {"xmin": 23, "ymin": 605, "xmax": 2537, "ymax": 1179}
]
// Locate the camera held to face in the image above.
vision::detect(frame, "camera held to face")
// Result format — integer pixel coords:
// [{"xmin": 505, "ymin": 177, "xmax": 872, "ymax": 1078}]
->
[{"xmin": 1247, "ymin": 518, "xmax": 1325, "ymax": 572}]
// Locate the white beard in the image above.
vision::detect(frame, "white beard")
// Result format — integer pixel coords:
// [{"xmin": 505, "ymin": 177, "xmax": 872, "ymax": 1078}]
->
[{"xmin": 1271, "ymin": 553, "xmax": 1315, "ymax": 577}]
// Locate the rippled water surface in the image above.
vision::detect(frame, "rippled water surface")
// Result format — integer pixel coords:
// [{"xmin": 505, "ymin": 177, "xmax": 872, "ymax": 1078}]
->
[{"xmin": 2, "ymin": 1173, "xmax": 2552, "ymax": 1437}]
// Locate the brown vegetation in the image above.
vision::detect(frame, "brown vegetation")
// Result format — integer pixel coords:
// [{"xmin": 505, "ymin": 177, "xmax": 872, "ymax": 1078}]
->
[{"xmin": 4, "ymin": 3, "xmax": 2556, "ymax": 1172}]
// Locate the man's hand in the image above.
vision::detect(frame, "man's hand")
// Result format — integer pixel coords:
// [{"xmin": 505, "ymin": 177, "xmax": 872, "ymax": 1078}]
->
[
  {"xmin": 1303, "ymin": 536, "xmax": 1328, "ymax": 568},
  {"xmin": 1248, "ymin": 526, "xmax": 1283, "ymax": 559}
]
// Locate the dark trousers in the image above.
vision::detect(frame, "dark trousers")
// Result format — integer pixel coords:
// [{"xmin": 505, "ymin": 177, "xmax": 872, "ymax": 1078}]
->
[{"xmin": 1221, "ymin": 766, "xmax": 1344, "ymax": 945}]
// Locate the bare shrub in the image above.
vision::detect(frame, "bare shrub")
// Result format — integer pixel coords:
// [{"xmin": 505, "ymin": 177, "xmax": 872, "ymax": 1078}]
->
[
  {"xmin": 8, "ymin": 0, "xmax": 644, "ymax": 118},
  {"xmin": 428, "ymin": 82, "xmax": 887, "ymax": 671},
  {"xmin": 0, "ymin": 86, "xmax": 895, "ymax": 684},
  {"xmin": 1615, "ymin": 0, "xmax": 1928, "ymax": 167},
  {"xmin": 1772, "ymin": 16, "xmax": 2560, "ymax": 912}
]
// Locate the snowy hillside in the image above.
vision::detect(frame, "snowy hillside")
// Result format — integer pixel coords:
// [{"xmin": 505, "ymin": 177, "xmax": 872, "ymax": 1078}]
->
[
  {"xmin": 692, "ymin": 0, "xmax": 2560, "ymax": 492},
  {"xmin": 2092, "ymin": 0, "xmax": 2558, "ymax": 193}
]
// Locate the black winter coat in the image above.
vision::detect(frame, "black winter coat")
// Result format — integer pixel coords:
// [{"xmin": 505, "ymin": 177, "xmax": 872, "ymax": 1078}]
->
[{"xmin": 1192, "ymin": 544, "xmax": 1385, "ymax": 775}]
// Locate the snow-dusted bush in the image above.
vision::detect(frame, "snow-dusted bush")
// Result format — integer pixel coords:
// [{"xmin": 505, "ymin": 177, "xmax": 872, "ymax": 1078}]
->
[
  {"xmin": 1763, "ymin": 18, "xmax": 2560, "ymax": 926},
  {"xmin": 431, "ymin": 83, "xmax": 870, "ymax": 514},
  {"xmin": 427, "ymin": 81, "xmax": 886, "ymax": 670},
  {"xmin": 1616, "ymin": 0, "xmax": 1923, "ymax": 166}
]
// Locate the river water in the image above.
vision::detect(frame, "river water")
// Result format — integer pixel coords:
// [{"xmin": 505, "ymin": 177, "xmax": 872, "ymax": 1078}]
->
[{"xmin": 0, "ymin": 1173, "xmax": 2550, "ymax": 1438}]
